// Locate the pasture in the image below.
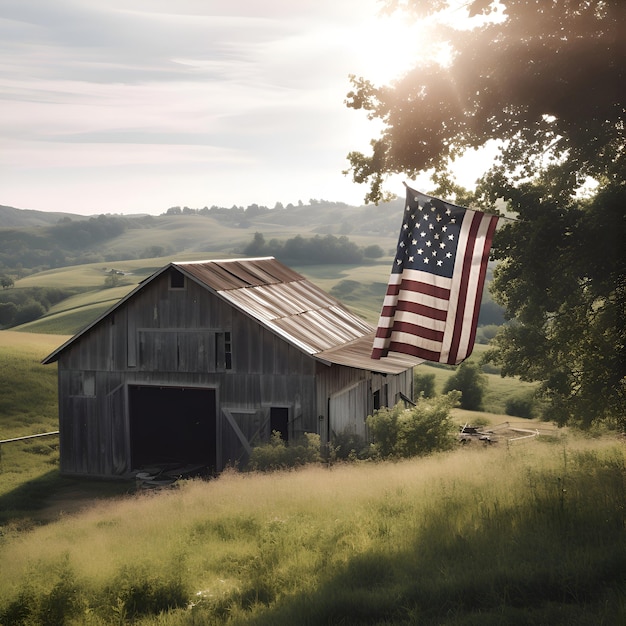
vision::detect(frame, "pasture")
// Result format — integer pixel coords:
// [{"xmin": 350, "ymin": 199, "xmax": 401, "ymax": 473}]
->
[
  {"xmin": 1, "ymin": 331, "xmax": 624, "ymax": 624},
  {"xmin": 1, "ymin": 435, "xmax": 624, "ymax": 625}
]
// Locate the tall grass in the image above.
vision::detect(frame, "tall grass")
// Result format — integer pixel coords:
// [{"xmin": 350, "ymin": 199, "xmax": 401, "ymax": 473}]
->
[
  {"xmin": 1, "ymin": 438, "xmax": 624, "ymax": 624},
  {"xmin": 0, "ymin": 331, "xmax": 68, "ymax": 521}
]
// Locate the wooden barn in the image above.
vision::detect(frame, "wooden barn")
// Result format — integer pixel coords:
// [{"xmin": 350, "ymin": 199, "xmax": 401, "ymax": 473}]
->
[{"xmin": 43, "ymin": 257, "xmax": 421, "ymax": 478}]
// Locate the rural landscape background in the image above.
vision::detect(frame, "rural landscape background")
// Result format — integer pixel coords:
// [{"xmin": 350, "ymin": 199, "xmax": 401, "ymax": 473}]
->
[{"xmin": 1, "ymin": 200, "xmax": 624, "ymax": 624}]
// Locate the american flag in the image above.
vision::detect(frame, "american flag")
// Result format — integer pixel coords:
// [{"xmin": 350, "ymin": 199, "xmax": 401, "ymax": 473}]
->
[{"xmin": 371, "ymin": 186, "xmax": 500, "ymax": 365}]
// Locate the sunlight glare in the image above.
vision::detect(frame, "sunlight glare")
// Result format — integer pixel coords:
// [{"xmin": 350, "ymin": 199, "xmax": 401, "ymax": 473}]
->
[{"xmin": 353, "ymin": 13, "xmax": 435, "ymax": 84}]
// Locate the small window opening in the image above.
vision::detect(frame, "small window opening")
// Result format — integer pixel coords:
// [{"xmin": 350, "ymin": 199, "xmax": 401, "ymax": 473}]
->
[
  {"xmin": 170, "ymin": 268, "xmax": 185, "ymax": 289},
  {"xmin": 225, "ymin": 332, "xmax": 232, "ymax": 370},
  {"xmin": 215, "ymin": 331, "xmax": 233, "ymax": 371},
  {"xmin": 373, "ymin": 389, "xmax": 381, "ymax": 411}
]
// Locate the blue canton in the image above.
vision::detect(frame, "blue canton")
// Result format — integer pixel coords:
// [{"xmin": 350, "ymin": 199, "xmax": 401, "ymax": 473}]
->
[{"xmin": 391, "ymin": 192, "xmax": 463, "ymax": 279}]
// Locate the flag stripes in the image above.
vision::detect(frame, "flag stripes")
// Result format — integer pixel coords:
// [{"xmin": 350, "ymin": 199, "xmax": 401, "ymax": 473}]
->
[{"xmin": 371, "ymin": 187, "xmax": 500, "ymax": 365}]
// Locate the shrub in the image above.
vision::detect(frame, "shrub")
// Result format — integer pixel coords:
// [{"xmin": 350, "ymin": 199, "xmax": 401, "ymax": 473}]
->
[
  {"xmin": 366, "ymin": 392, "xmax": 460, "ymax": 459},
  {"xmin": 330, "ymin": 431, "xmax": 371, "ymax": 461},
  {"xmin": 12, "ymin": 300, "xmax": 46, "ymax": 326},
  {"xmin": 443, "ymin": 362, "xmax": 488, "ymax": 411},
  {"xmin": 248, "ymin": 431, "xmax": 321, "ymax": 471},
  {"xmin": 413, "ymin": 371, "xmax": 436, "ymax": 398},
  {"xmin": 505, "ymin": 391, "xmax": 536, "ymax": 419}
]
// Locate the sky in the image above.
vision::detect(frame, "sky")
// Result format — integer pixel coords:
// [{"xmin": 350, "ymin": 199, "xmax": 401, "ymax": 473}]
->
[{"xmin": 1, "ymin": 0, "xmax": 486, "ymax": 216}]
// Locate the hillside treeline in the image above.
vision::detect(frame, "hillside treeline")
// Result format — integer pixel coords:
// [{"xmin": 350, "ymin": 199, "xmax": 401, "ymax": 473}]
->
[
  {"xmin": 0, "ymin": 215, "xmax": 134, "ymax": 272},
  {"xmin": 0, "ymin": 287, "xmax": 79, "ymax": 328},
  {"xmin": 243, "ymin": 232, "xmax": 383, "ymax": 265}
]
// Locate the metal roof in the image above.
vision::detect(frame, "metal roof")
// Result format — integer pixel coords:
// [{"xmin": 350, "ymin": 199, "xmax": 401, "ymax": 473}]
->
[{"xmin": 44, "ymin": 257, "xmax": 422, "ymax": 374}]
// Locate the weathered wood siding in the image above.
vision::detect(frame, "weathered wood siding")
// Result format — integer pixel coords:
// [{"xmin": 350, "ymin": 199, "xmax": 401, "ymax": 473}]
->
[
  {"xmin": 57, "ymin": 270, "xmax": 318, "ymax": 477},
  {"xmin": 315, "ymin": 363, "xmax": 413, "ymax": 442},
  {"xmin": 55, "ymin": 268, "xmax": 414, "ymax": 478}
]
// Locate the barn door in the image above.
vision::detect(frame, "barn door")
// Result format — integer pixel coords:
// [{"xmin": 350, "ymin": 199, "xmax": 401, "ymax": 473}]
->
[{"xmin": 129, "ymin": 385, "xmax": 217, "ymax": 472}]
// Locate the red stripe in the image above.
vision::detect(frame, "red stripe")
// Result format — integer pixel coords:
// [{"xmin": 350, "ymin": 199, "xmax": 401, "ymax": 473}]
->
[
  {"xmin": 371, "ymin": 347, "xmax": 386, "ymax": 359},
  {"xmin": 375, "ymin": 326, "xmax": 393, "ymax": 339},
  {"xmin": 394, "ymin": 299, "xmax": 448, "ymax": 321},
  {"xmin": 385, "ymin": 283, "xmax": 401, "ymax": 296},
  {"xmin": 393, "ymin": 320, "xmax": 444, "ymax": 342},
  {"xmin": 400, "ymin": 278, "xmax": 450, "ymax": 300},
  {"xmin": 388, "ymin": 341, "xmax": 441, "ymax": 362}
]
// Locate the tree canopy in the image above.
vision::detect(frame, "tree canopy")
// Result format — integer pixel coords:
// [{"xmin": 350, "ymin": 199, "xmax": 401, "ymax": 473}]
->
[
  {"xmin": 346, "ymin": 0, "xmax": 625, "ymax": 203},
  {"xmin": 347, "ymin": 0, "xmax": 625, "ymax": 428}
]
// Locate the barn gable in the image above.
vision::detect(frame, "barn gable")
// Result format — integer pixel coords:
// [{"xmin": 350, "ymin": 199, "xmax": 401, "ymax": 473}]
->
[{"xmin": 43, "ymin": 257, "xmax": 421, "ymax": 478}]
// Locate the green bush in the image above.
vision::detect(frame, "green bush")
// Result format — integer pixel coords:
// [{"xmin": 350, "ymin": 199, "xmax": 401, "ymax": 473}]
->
[
  {"xmin": 505, "ymin": 391, "xmax": 536, "ymax": 419},
  {"xmin": 413, "ymin": 371, "xmax": 436, "ymax": 398},
  {"xmin": 443, "ymin": 362, "xmax": 488, "ymax": 411},
  {"xmin": 330, "ymin": 431, "xmax": 371, "ymax": 461},
  {"xmin": 366, "ymin": 393, "xmax": 460, "ymax": 459},
  {"xmin": 248, "ymin": 432, "xmax": 322, "ymax": 471}
]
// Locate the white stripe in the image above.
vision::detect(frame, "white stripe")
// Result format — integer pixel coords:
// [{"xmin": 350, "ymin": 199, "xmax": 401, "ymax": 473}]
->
[
  {"xmin": 391, "ymin": 309, "xmax": 447, "ymax": 332},
  {"xmin": 391, "ymin": 330, "xmax": 443, "ymax": 354},
  {"xmin": 396, "ymin": 288, "xmax": 450, "ymax": 311}
]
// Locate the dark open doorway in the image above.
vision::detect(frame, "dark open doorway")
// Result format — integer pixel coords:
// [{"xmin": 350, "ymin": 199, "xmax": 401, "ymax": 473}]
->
[
  {"xmin": 129, "ymin": 385, "xmax": 216, "ymax": 472},
  {"xmin": 270, "ymin": 406, "xmax": 289, "ymax": 441}
]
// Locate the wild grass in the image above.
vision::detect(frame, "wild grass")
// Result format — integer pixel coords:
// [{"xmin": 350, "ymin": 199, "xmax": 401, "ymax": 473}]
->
[
  {"xmin": 1, "ymin": 438, "xmax": 624, "ymax": 625},
  {"xmin": 1, "ymin": 332, "xmax": 624, "ymax": 624},
  {"xmin": 0, "ymin": 332, "xmax": 68, "ymax": 519}
]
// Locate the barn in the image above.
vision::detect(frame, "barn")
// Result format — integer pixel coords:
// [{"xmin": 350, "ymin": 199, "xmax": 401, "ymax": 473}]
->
[{"xmin": 42, "ymin": 257, "xmax": 421, "ymax": 478}]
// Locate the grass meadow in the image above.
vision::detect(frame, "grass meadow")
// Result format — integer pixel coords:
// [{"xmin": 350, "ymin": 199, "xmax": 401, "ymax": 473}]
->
[
  {"xmin": 1, "ymin": 437, "xmax": 624, "ymax": 625},
  {"xmin": 1, "ymin": 275, "xmax": 624, "ymax": 624}
]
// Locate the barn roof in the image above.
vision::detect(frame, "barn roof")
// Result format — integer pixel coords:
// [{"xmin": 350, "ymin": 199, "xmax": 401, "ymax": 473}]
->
[{"xmin": 43, "ymin": 257, "xmax": 422, "ymax": 374}]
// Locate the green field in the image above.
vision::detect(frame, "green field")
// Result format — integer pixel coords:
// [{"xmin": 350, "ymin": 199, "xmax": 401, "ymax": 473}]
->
[{"xmin": 1, "ymin": 331, "xmax": 624, "ymax": 624}]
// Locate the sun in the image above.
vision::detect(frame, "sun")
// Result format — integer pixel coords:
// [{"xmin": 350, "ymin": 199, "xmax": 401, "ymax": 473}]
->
[{"xmin": 351, "ymin": 12, "xmax": 440, "ymax": 84}]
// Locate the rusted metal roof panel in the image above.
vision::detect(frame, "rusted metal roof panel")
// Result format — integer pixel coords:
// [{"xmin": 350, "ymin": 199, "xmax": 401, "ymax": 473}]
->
[
  {"xmin": 317, "ymin": 333, "xmax": 424, "ymax": 374},
  {"xmin": 43, "ymin": 257, "xmax": 420, "ymax": 374},
  {"xmin": 176, "ymin": 257, "xmax": 303, "ymax": 291},
  {"xmin": 208, "ymin": 257, "xmax": 375, "ymax": 355}
]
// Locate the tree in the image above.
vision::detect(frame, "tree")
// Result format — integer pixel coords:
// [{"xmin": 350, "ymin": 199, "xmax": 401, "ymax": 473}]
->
[
  {"xmin": 1, "ymin": 276, "xmax": 14, "ymax": 289},
  {"xmin": 346, "ymin": 1, "xmax": 625, "ymax": 204},
  {"xmin": 443, "ymin": 362, "xmax": 487, "ymax": 411},
  {"xmin": 346, "ymin": 1, "xmax": 626, "ymax": 428}
]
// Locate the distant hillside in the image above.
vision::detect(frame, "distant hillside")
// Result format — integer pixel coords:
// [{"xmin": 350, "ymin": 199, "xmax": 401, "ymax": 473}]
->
[
  {"xmin": 0, "ymin": 199, "xmax": 406, "ymax": 273},
  {"xmin": 0, "ymin": 204, "xmax": 88, "ymax": 228}
]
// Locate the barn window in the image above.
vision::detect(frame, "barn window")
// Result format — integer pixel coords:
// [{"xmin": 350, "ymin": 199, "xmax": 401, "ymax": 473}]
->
[
  {"xmin": 373, "ymin": 389, "xmax": 381, "ymax": 411},
  {"xmin": 169, "ymin": 268, "xmax": 186, "ymax": 290},
  {"xmin": 215, "ymin": 331, "xmax": 233, "ymax": 371}
]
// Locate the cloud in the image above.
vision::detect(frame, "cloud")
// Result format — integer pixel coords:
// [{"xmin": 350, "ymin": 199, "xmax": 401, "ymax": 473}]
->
[{"xmin": 0, "ymin": 0, "xmax": 423, "ymax": 213}]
